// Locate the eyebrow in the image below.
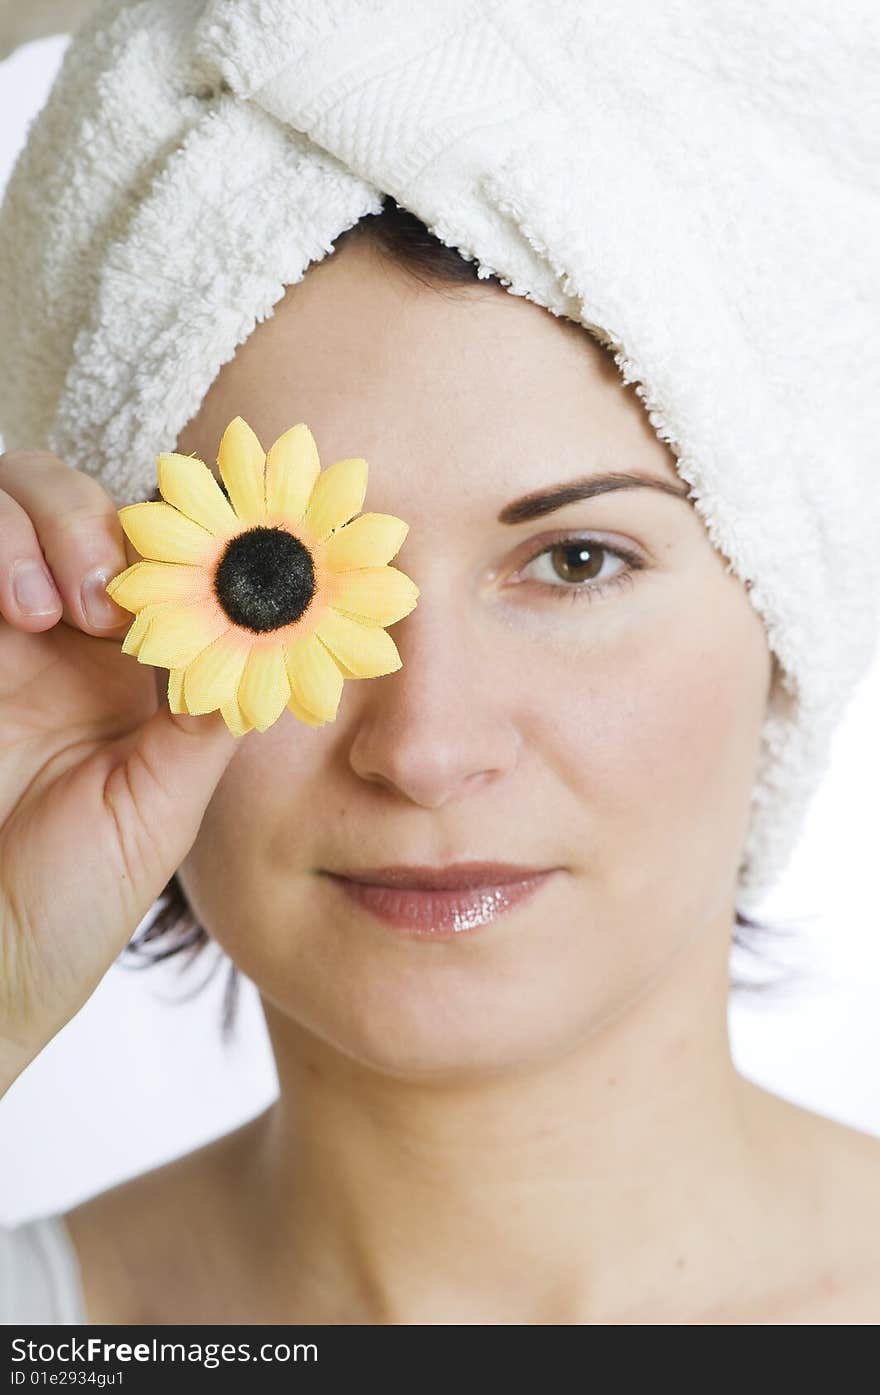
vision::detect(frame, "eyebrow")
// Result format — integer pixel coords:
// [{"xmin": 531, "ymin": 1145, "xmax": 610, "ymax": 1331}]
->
[{"xmin": 497, "ymin": 470, "xmax": 693, "ymax": 524}]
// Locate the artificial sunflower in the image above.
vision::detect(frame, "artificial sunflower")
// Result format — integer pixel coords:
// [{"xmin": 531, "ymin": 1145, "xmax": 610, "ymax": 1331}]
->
[{"xmin": 105, "ymin": 416, "xmax": 419, "ymax": 737}]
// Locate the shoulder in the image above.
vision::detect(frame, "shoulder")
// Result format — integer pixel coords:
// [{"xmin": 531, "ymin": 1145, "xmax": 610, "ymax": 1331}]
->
[
  {"xmin": 753, "ymin": 1085, "xmax": 880, "ymax": 1322},
  {"xmin": 808, "ymin": 1113, "xmax": 880, "ymax": 1321},
  {"xmin": 63, "ymin": 1114, "xmax": 262, "ymax": 1324}
]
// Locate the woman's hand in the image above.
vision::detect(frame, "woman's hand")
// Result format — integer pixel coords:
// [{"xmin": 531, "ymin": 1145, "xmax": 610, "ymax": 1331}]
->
[{"xmin": 0, "ymin": 449, "xmax": 240, "ymax": 1093}]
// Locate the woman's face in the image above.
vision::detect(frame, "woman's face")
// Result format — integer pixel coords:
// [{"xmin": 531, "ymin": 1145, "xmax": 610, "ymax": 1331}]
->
[{"xmin": 172, "ymin": 234, "xmax": 775, "ymax": 1079}]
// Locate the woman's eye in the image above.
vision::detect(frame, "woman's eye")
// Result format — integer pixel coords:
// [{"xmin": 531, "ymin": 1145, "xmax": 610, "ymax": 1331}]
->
[{"xmin": 515, "ymin": 536, "xmax": 644, "ymax": 605}]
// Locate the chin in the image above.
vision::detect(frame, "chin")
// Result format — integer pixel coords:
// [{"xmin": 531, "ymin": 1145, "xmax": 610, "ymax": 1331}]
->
[{"xmin": 277, "ymin": 974, "xmax": 590, "ymax": 1083}]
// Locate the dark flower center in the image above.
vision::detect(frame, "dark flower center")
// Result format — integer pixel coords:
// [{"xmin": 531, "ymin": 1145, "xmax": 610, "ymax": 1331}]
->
[{"xmin": 214, "ymin": 526, "xmax": 316, "ymax": 633}]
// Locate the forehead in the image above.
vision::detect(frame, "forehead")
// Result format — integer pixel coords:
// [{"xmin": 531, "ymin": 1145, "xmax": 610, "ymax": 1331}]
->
[{"xmin": 174, "ymin": 239, "xmax": 683, "ymax": 496}]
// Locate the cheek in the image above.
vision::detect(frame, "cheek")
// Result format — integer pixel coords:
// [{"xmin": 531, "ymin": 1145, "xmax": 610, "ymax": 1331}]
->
[
  {"xmin": 176, "ymin": 721, "xmax": 324, "ymax": 968},
  {"xmin": 524, "ymin": 576, "xmax": 770, "ymax": 907}
]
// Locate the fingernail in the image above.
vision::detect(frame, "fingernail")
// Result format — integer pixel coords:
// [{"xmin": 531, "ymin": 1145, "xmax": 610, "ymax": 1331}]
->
[
  {"xmin": 12, "ymin": 560, "xmax": 60, "ymax": 615},
  {"xmin": 81, "ymin": 566, "xmax": 127, "ymax": 629}
]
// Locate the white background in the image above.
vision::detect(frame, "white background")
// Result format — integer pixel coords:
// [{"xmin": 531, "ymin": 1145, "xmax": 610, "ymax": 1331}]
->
[{"xmin": 0, "ymin": 35, "xmax": 878, "ymax": 1227}]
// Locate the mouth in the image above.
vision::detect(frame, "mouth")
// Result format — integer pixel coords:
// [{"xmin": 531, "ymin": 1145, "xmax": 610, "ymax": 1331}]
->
[{"xmin": 319, "ymin": 862, "xmax": 561, "ymax": 937}]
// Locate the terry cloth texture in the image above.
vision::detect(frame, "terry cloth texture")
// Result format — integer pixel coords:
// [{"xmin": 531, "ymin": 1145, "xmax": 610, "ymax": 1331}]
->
[{"xmin": 0, "ymin": 0, "xmax": 877, "ymax": 910}]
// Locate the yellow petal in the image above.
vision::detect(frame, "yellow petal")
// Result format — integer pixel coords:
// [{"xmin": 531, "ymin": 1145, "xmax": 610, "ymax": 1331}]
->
[
  {"xmin": 168, "ymin": 668, "xmax": 189, "ymax": 715},
  {"xmin": 118, "ymin": 501, "xmax": 217, "ymax": 566},
  {"xmin": 264, "ymin": 424, "xmax": 321, "ymax": 523},
  {"xmin": 284, "ymin": 633, "xmax": 344, "ymax": 722},
  {"xmin": 220, "ymin": 696, "xmax": 254, "ymax": 738},
  {"xmin": 157, "ymin": 452, "xmax": 240, "ymax": 537},
  {"xmin": 303, "ymin": 456, "xmax": 368, "ymax": 542},
  {"xmin": 136, "ymin": 602, "xmax": 229, "ymax": 670},
  {"xmin": 330, "ymin": 566, "xmax": 420, "ymax": 627},
  {"xmin": 287, "ymin": 689, "xmax": 328, "ymax": 728},
  {"xmin": 183, "ymin": 631, "xmax": 251, "ymax": 715},
  {"xmin": 238, "ymin": 644, "xmax": 292, "ymax": 732},
  {"xmin": 120, "ymin": 602, "xmax": 167, "ymax": 657},
  {"xmin": 323, "ymin": 512, "xmax": 409, "ymax": 570},
  {"xmin": 217, "ymin": 416, "xmax": 267, "ymax": 526},
  {"xmin": 315, "ymin": 608, "xmax": 402, "ymax": 678},
  {"xmin": 106, "ymin": 560, "xmax": 209, "ymax": 612}
]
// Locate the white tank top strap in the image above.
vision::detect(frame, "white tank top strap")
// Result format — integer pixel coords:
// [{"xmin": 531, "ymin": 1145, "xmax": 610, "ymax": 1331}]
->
[{"xmin": 0, "ymin": 1215, "xmax": 88, "ymax": 1323}]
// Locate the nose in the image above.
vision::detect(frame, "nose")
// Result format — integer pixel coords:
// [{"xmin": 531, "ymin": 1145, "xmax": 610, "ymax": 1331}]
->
[{"xmin": 344, "ymin": 587, "xmax": 521, "ymax": 808}]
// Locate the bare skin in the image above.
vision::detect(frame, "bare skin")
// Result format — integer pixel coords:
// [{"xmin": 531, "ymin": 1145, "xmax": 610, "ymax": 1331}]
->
[
  {"xmin": 66, "ymin": 1082, "xmax": 880, "ymax": 1324},
  {"xmin": 52, "ymin": 234, "xmax": 879, "ymax": 1323}
]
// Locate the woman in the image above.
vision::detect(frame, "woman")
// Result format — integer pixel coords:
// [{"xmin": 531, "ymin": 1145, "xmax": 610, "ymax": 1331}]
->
[{"xmin": 1, "ymin": 3, "xmax": 878, "ymax": 1324}]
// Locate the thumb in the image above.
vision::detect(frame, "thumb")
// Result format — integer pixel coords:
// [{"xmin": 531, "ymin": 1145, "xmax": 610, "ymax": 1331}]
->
[{"xmin": 131, "ymin": 702, "xmax": 244, "ymax": 856}]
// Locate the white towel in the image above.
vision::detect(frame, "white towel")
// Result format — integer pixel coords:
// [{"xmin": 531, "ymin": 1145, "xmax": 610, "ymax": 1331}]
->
[{"xmin": 0, "ymin": 0, "xmax": 877, "ymax": 909}]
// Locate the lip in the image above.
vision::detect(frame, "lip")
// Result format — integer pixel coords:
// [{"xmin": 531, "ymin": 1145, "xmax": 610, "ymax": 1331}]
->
[
  {"xmin": 320, "ymin": 862, "xmax": 560, "ymax": 937},
  {"xmin": 324, "ymin": 861, "xmax": 554, "ymax": 890}
]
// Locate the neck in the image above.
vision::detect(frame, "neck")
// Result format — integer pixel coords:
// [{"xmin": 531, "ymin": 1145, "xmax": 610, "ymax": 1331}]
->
[{"xmin": 233, "ymin": 928, "xmax": 791, "ymax": 1324}]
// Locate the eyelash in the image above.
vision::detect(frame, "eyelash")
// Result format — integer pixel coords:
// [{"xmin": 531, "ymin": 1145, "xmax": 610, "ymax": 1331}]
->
[{"xmin": 517, "ymin": 535, "xmax": 645, "ymax": 605}]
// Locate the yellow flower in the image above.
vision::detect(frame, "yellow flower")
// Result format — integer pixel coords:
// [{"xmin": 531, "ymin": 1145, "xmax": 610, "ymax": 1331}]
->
[{"xmin": 106, "ymin": 416, "xmax": 420, "ymax": 737}]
